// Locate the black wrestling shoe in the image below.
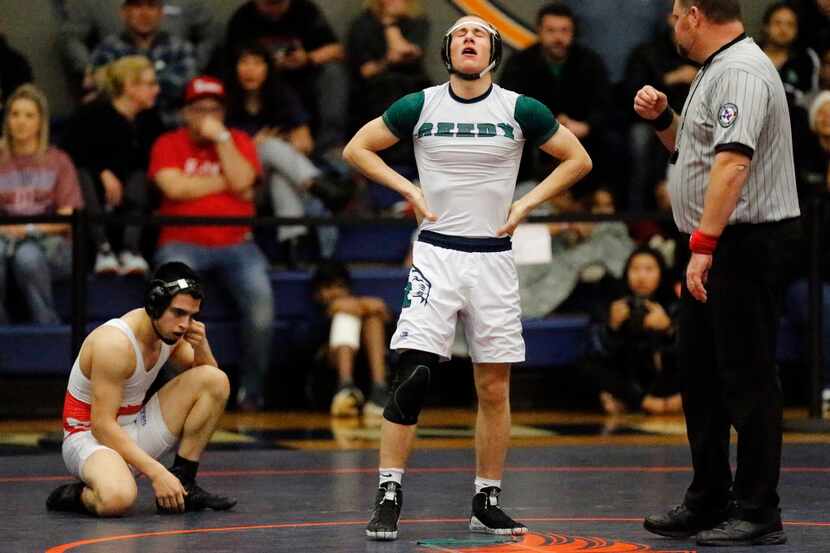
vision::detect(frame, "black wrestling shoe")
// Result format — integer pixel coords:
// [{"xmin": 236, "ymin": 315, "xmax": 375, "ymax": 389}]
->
[
  {"xmin": 644, "ymin": 503, "xmax": 730, "ymax": 538},
  {"xmin": 469, "ymin": 486, "xmax": 528, "ymax": 536},
  {"xmin": 696, "ymin": 515, "xmax": 787, "ymax": 546},
  {"xmin": 157, "ymin": 480, "xmax": 237, "ymax": 514},
  {"xmin": 183, "ymin": 480, "xmax": 237, "ymax": 511},
  {"xmin": 46, "ymin": 481, "xmax": 87, "ymax": 514},
  {"xmin": 366, "ymin": 482, "xmax": 402, "ymax": 540}
]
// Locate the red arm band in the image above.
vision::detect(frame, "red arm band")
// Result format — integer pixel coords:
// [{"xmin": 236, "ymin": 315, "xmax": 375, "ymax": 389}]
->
[{"xmin": 689, "ymin": 229, "xmax": 719, "ymax": 255}]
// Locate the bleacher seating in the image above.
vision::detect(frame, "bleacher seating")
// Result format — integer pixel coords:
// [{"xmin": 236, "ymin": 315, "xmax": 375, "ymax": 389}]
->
[
  {"xmin": 0, "ymin": 268, "xmax": 595, "ymax": 375},
  {"xmin": 332, "ymin": 224, "xmax": 415, "ymax": 263}
]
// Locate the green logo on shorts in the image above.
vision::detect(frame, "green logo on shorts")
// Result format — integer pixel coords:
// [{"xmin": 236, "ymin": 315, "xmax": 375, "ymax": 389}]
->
[{"xmin": 402, "ymin": 266, "xmax": 431, "ymax": 309}]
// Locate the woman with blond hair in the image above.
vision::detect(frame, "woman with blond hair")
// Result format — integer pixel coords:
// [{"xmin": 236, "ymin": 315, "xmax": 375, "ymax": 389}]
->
[
  {"xmin": 346, "ymin": 0, "xmax": 430, "ymax": 164},
  {"xmin": 63, "ymin": 55, "xmax": 164, "ymax": 276},
  {"xmin": 0, "ymin": 84, "xmax": 83, "ymax": 324}
]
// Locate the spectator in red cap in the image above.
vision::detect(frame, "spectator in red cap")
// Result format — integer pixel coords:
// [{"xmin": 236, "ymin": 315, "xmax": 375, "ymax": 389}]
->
[{"xmin": 148, "ymin": 75, "xmax": 274, "ymax": 411}]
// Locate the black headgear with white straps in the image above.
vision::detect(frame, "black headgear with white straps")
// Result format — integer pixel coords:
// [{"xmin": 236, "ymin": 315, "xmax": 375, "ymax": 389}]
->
[
  {"xmin": 144, "ymin": 277, "xmax": 203, "ymax": 319},
  {"xmin": 441, "ymin": 19, "xmax": 503, "ymax": 81}
]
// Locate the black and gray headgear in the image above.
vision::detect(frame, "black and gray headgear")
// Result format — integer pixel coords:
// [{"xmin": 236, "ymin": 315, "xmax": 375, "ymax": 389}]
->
[{"xmin": 441, "ymin": 19, "xmax": 503, "ymax": 81}]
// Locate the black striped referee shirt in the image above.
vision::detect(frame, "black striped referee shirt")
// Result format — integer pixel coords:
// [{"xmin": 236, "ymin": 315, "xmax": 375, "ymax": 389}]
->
[{"xmin": 668, "ymin": 34, "xmax": 801, "ymax": 234}]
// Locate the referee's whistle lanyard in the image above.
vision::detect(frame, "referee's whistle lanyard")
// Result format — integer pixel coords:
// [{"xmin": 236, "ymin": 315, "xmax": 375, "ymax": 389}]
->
[
  {"xmin": 670, "ymin": 70, "xmax": 707, "ymax": 165},
  {"xmin": 670, "ymin": 33, "xmax": 747, "ymax": 165}
]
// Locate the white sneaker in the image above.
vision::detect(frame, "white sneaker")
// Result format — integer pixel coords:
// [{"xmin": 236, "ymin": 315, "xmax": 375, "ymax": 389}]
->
[
  {"xmin": 363, "ymin": 400, "xmax": 385, "ymax": 418},
  {"xmin": 118, "ymin": 251, "xmax": 149, "ymax": 276},
  {"xmin": 94, "ymin": 251, "xmax": 120, "ymax": 275},
  {"xmin": 330, "ymin": 386, "xmax": 364, "ymax": 417}
]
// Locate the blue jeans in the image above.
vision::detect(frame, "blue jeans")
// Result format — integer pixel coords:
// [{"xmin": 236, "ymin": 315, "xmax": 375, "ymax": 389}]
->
[
  {"xmin": 155, "ymin": 241, "xmax": 275, "ymax": 400},
  {"xmin": 0, "ymin": 235, "xmax": 72, "ymax": 324},
  {"xmin": 258, "ymin": 138, "xmax": 338, "ymax": 257},
  {"xmin": 313, "ymin": 62, "xmax": 349, "ymax": 153},
  {"xmin": 627, "ymin": 122, "xmax": 670, "ymax": 210},
  {"xmin": 785, "ymin": 278, "xmax": 830, "ymax": 386}
]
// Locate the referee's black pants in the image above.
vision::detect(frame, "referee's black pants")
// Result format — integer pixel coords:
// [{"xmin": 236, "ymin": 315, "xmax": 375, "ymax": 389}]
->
[{"xmin": 679, "ymin": 218, "xmax": 800, "ymax": 523}]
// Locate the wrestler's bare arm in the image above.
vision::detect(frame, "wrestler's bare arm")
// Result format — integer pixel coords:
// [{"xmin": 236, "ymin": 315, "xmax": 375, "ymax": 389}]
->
[{"xmin": 87, "ymin": 328, "xmax": 168, "ymax": 479}]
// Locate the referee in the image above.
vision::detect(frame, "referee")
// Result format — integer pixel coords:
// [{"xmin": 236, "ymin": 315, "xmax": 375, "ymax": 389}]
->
[{"xmin": 634, "ymin": 0, "xmax": 800, "ymax": 547}]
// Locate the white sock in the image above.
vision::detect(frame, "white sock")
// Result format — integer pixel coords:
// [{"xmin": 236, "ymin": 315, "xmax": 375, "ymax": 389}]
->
[
  {"xmin": 475, "ymin": 476, "xmax": 501, "ymax": 494},
  {"xmin": 379, "ymin": 467, "xmax": 404, "ymax": 487}
]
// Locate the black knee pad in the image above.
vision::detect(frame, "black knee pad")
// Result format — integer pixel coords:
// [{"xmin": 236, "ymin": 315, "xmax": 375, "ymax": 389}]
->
[{"xmin": 383, "ymin": 350, "xmax": 438, "ymax": 425}]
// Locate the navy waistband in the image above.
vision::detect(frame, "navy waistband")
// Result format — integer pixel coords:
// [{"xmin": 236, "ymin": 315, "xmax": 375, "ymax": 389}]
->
[{"xmin": 417, "ymin": 230, "xmax": 512, "ymax": 252}]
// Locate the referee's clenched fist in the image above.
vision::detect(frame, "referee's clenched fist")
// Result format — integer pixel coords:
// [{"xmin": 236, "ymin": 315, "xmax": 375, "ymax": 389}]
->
[{"xmin": 633, "ymin": 85, "xmax": 668, "ymax": 121}]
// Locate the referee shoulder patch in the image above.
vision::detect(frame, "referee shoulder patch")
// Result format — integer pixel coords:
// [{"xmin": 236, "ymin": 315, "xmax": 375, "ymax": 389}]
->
[{"xmin": 718, "ymin": 103, "xmax": 738, "ymax": 128}]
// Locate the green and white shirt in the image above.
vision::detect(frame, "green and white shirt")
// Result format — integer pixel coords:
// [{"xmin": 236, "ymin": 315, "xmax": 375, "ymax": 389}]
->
[{"xmin": 383, "ymin": 82, "xmax": 559, "ymax": 237}]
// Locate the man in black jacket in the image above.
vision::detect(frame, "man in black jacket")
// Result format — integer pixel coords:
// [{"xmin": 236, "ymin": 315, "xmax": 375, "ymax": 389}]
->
[
  {"xmin": 500, "ymin": 2, "xmax": 611, "ymax": 192},
  {"xmin": 622, "ymin": 12, "xmax": 695, "ymax": 209}
]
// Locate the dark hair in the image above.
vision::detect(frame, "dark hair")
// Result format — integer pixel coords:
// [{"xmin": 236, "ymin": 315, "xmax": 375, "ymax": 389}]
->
[
  {"xmin": 623, "ymin": 246, "xmax": 673, "ymax": 304},
  {"xmin": 145, "ymin": 262, "xmax": 203, "ymax": 318},
  {"xmin": 762, "ymin": 1, "xmax": 797, "ymax": 25},
  {"xmin": 310, "ymin": 260, "xmax": 352, "ymax": 294},
  {"xmin": 676, "ymin": 0, "xmax": 742, "ymax": 23},
  {"xmin": 224, "ymin": 41, "xmax": 284, "ymax": 127},
  {"xmin": 151, "ymin": 261, "xmax": 199, "ymax": 284},
  {"xmin": 759, "ymin": 2, "xmax": 798, "ymax": 48},
  {"xmin": 148, "ymin": 262, "xmax": 203, "ymax": 302},
  {"xmin": 536, "ymin": 1, "xmax": 576, "ymax": 27},
  {"xmin": 123, "ymin": 0, "xmax": 162, "ymax": 6}
]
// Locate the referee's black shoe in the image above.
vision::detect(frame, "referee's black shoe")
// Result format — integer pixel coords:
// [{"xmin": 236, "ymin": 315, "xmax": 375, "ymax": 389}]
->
[
  {"xmin": 366, "ymin": 482, "xmax": 402, "ymax": 540},
  {"xmin": 644, "ymin": 503, "xmax": 730, "ymax": 538},
  {"xmin": 697, "ymin": 513, "xmax": 787, "ymax": 546}
]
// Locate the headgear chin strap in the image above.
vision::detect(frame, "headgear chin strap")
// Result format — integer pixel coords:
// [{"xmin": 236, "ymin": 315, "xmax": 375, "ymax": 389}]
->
[{"xmin": 441, "ymin": 20, "xmax": 503, "ymax": 81}]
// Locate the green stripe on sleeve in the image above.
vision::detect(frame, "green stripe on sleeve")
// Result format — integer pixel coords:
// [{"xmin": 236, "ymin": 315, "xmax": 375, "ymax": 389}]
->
[
  {"xmin": 514, "ymin": 95, "xmax": 560, "ymax": 148},
  {"xmin": 382, "ymin": 91, "xmax": 426, "ymax": 139}
]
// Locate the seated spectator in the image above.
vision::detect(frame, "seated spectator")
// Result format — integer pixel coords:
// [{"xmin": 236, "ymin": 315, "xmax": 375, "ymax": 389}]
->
[
  {"xmin": 226, "ymin": 0, "xmax": 349, "ymax": 160},
  {"xmin": 500, "ymin": 2, "xmax": 612, "ymax": 192},
  {"xmin": 310, "ymin": 261, "xmax": 390, "ymax": 417},
  {"xmin": 0, "ymin": 33, "xmax": 33, "ymax": 111},
  {"xmin": 759, "ymin": 2, "xmax": 819, "ymax": 110},
  {"xmin": 791, "ymin": 0, "xmax": 830, "ymax": 54},
  {"xmin": 804, "ymin": 45, "xmax": 830, "ymax": 110},
  {"xmin": 60, "ymin": 0, "xmax": 214, "ymax": 101},
  {"xmin": 797, "ymin": 92, "xmax": 830, "ymax": 198},
  {"xmin": 225, "ymin": 42, "xmax": 342, "ymax": 260},
  {"xmin": 63, "ymin": 55, "xmax": 165, "ymax": 275},
  {"xmin": 584, "ymin": 246, "xmax": 682, "ymax": 415},
  {"xmin": 90, "ymin": 0, "xmax": 197, "ymax": 126},
  {"xmin": 622, "ymin": 9, "xmax": 694, "ymax": 210},
  {"xmin": 0, "ymin": 85, "xmax": 83, "ymax": 324},
  {"xmin": 517, "ymin": 188, "xmax": 634, "ymax": 319},
  {"xmin": 628, "ymin": 177, "xmax": 686, "ymax": 281},
  {"xmin": 785, "ymin": 91, "xmax": 830, "ymax": 407},
  {"xmin": 149, "ymin": 75, "xmax": 274, "ymax": 411},
  {"xmin": 346, "ymin": 0, "xmax": 430, "ymax": 166}
]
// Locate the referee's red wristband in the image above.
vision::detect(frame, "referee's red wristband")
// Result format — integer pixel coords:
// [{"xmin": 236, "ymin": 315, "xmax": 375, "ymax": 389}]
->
[{"xmin": 689, "ymin": 229, "xmax": 719, "ymax": 255}]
